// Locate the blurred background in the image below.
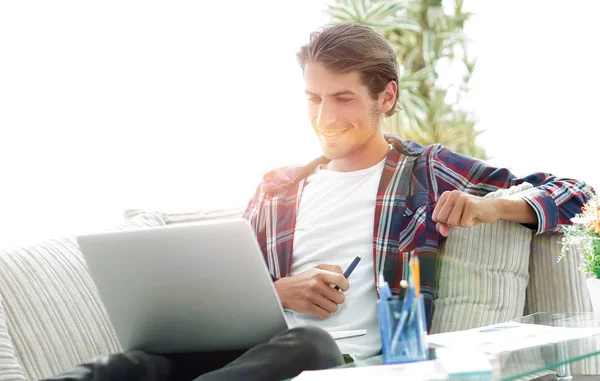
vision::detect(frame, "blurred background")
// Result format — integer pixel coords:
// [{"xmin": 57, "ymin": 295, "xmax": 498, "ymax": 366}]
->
[{"xmin": 1, "ymin": 0, "xmax": 598, "ymax": 249}]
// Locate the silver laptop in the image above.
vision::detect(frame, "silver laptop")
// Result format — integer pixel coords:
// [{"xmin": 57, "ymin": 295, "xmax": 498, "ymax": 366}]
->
[{"xmin": 77, "ymin": 218, "xmax": 289, "ymax": 354}]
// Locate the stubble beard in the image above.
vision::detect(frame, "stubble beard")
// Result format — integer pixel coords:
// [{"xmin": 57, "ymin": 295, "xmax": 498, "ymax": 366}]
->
[{"xmin": 318, "ymin": 102, "xmax": 383, "ymax": 161}]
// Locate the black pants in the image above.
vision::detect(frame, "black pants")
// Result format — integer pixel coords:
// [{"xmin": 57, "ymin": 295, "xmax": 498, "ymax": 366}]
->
[{"xmin": 42, "ymin": 326, "xmax": 344, "ymax": 381}]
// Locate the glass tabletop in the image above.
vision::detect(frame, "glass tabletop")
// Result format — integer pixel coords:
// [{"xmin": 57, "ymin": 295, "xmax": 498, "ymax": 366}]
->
[
  {"xmin": 490, "ymin": 312, "xmax": 600, "ymax": 380},
  {"xmin": 342, "ymin": 313, "xmax": 600, "ymax": 381}
]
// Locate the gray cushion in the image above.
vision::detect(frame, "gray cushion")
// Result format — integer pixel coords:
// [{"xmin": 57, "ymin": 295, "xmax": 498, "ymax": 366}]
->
[{"xmin": 0, "ymin": 211, "xmax": 166, "ymax": 380}]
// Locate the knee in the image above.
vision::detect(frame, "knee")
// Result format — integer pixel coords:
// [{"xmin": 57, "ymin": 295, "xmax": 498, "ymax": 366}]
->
[
  {"xmin": 285, "ymin": 326, "xmax": 344, "ymax": 370},
  {"xmin": 41, "ymin": 351, "xmax": 172, "ymax": 381}
]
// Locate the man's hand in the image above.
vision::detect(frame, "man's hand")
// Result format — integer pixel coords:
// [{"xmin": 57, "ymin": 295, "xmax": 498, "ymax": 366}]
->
[
  {"xmin": 274, "ymin": 264, "xmax": 350, "ymax": 319},
  {"xmin": 432, "ymin": 190, "xmax": 501, "ymax": 237}
]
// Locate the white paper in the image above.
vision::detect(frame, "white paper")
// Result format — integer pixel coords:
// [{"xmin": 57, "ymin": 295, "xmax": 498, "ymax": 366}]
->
[
  {"xmin": 326, "ymin": 329, "xmax": 367, "ymax": 340},
  {"xmin": 427, "ymin": 322, "xmax": 600, "ymax": 354}
]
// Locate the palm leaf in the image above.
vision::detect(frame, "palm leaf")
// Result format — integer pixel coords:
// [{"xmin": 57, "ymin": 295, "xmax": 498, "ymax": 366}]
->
[
  {"xmin": 326, "ymin": 0, "xmax": 486, "ymax": 158},
  {"xmin": 391, "ymin": 18, "xmax": 422, "ymax": 33},
  {"xmin": 402, "ymin": 65, "xmax": 435, "ymax": 81},
  {"xmin": 436, "ymin": 32, "xmax": 467, "ymax": 41},
  {"xmin": 350, "ymin": 0, "xmax": 361, "ymax": 20},
  {"xmin": 422, "ymin": 31, "xmax": 434, "ymax": 66},
  {"xmin": 361, "ymin": 0, "xmax": 368, "ymax": 13},
  {"xmin": 364, "ymin": 1, "xmax": 395, "ymax": 20},
  {"xmin": 328, "ymin": 3, "xmax": 359, "ymax": 22}
]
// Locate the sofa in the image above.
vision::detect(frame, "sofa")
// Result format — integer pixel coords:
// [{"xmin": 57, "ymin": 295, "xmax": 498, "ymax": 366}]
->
[{"xmin": 0, "ymin": 185, "xmax": 596, "ymax": 380}]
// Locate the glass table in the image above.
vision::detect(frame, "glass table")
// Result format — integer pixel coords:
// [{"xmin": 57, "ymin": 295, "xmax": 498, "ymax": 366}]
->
[
  {"xmin": 498, "ymin": 313, "xmax": 600, "ymax": 380},
  {"xmin": 341, "ymin": 313, "xmax": 600, "ymax": 381}
]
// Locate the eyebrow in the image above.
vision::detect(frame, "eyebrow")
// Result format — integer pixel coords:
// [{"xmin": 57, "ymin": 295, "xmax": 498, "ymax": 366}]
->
[{"xmin": 304, "ymin": 90, "xmax": 357, "ymax": 97}]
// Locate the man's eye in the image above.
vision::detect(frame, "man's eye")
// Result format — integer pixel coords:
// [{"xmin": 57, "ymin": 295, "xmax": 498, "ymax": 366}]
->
[
  {"xmin": 308, "ymin": 97, "xmax": 321, "ymax": 104},
  {"xmin": 337, "ymin": 98, "xmax": 352, "ymax": 103}
]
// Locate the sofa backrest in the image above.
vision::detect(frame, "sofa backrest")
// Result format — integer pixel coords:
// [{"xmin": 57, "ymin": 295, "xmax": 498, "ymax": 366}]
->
[
  {"xmin": 0, "ymin": 297, "xmax": 25, "ymax": 381},
  {"xmin": 525, "ymin": 233, "xmax": 596, "ymax": 375},
  {"xmin": 431, "ymin": 184, "xmax": 534, "ymax": 334},
  {"xmin": 1, "ymin": 205, "xmax": 595, "ymax": 379},
  {"xmin": 0, "ymin": 212, "xmax": 166, "ymax": 381},
  {"xmin": 525, "ymin": 233, "xmax": 593, "ymax": 315}
]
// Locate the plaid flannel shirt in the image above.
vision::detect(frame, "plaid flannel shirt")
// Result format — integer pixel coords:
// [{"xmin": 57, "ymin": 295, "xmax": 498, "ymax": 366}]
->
[{"xmin": 243, "ymin": 134, "xmax": 592, "ymax": 327}]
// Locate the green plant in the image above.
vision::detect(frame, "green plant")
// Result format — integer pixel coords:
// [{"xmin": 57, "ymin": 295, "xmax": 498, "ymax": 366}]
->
[
  {"xmin": 560, "ymin": 194, "xmax": 600, "ymax": 278},
  {"xmin": 326, "ymin": 0, "xmax": 486, "ymax": 159}
]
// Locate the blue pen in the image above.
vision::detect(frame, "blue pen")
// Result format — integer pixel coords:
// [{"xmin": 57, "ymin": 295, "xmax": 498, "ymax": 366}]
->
[
  {"xmin": 390, "ymin": 284, "xmax": 415, "ymax": 354},
  {"xmin": 377, "ymin": 274, "xmax": 392, "ymax": 300},
  {"xmin": 377, "ymin": 274, "xmax": 393, "ymax": 345},
  {"xmin": 334, "ymin": 255, "xmax": 361, "ymax": 290}
]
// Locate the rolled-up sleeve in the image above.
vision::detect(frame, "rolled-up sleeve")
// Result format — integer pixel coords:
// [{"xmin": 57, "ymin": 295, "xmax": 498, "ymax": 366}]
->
[{"xmin": 428, "ymin": 144, "xmax": 594, "ymax": 234}]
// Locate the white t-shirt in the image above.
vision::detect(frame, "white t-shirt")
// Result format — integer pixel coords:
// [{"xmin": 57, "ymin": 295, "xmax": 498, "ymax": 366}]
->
[{"xmin": 285, "ymin": 156, "xmax": 386, "ymax": 359}]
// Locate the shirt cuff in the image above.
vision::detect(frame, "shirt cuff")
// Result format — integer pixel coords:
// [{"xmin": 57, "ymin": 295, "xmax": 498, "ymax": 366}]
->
[{"xmin": 520, "ymin": 192, "xmax": 559, "ymax": 234}]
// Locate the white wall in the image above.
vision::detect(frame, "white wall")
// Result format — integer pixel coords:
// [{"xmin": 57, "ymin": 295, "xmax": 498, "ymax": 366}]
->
[
  {"xmin": 466, "ymin": 1, "xmax": 600, "ymax": 188},
  {"xmin": 1, "ymin": 1, "xmax": 598, "ymax": 249},
  {"xmin": 0, "ymin": 0, "xmax": 327, "ymax": 248}
]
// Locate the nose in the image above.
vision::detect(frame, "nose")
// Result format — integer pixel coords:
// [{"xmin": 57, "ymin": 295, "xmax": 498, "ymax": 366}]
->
[{"xmin": 316, "ymin": 101, "xmax": 336, "ymax": 129}]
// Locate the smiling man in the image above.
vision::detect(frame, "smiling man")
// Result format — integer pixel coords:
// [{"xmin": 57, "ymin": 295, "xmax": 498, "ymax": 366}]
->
[
  {"xmin": 303, "ymin": 62, "xmax": 392, "ymax": 173},
  {"xmin": 46, "ymin": 22, "xmax": 592, "ymax": 381},
  {"xmin": 245, "ymin": 21, "xmax": 592, "ymax": 361}
]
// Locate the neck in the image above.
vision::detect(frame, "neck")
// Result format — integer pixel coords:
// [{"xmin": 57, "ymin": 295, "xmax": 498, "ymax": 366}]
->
[{"xmin": 327, "ymin": 133, "xmax": 390, "ymax": 172}]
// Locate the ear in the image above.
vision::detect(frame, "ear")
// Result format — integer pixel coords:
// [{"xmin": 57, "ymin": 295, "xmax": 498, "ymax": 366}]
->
[{"xmin": 380, "ymin": 81, "xmax": 397, "ymax": 115}]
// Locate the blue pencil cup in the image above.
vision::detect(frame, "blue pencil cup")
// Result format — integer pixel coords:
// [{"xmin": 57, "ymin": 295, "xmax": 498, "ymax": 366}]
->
[{"xmin": 377, "ymin": 294, "xmax": 428, "ymax": 364}]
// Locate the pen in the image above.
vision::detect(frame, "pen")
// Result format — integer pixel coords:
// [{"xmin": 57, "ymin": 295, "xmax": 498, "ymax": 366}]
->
[
  {"xmin": 377, "ymin": 274, "xmax": 392, "ymax": 300},
  {"xmin": 390, "ymin": 284, "xmax": 415, "ymax": 354},
  {"xmin": 377, "ymin": 274, "xmax": 394, "ymax": 344},
  {"xmin": 408, "ymin": 254, "xmax": 422, "ymax": 355},
  {"xmin": 410, "ymin": 253, "xmax": 420, "ymax": 297},
  {"xmin": 334, "ymin": 255, "xmax": 361, "ymax": 290}
]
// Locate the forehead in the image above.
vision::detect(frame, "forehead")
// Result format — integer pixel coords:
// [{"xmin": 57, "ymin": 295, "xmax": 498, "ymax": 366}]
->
[{"xmin": 304, "ymin": 62, "xmax": 366, "ymax": 95}]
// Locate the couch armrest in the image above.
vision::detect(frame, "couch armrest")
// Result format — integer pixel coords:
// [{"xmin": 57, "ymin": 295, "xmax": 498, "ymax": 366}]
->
[
  {"xmin": 526, "ymin": 233, "xmax": 596, "ymax": 375},
  {"xmin": 525, "ymin": 233, "xmax": 592, "ymax": 315},
  {"xmin": 431, "ymin": 184, "xmax": 536, "ymax": 334}
]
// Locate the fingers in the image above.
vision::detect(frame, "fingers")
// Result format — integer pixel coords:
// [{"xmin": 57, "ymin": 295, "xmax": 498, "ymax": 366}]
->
[
  {"xmin": 279, "ymin": 267, "xmax": 349, "ymax": 319},
  {"xmin": 306, "ymin": 272, "xmax": 346, "ymax": 303},
  {"xmin": 436, "ymin": 222, "xmax": 450, "ymax": 237},
  {"xmin": 432, "ymin": 191, "xmax": 450, "ymax": 222},
  {"xmin": 433, "ymin": 190, "xmax": 459, "ymax": 224},
  {"xmin": 320, "ymin": 271, "xmax": 349, "ymax": 291},
  {"xmin": 446, "ymin": 195, "xmax": 466, "ymax": 226},
  {"xmin": 306, "ymin": 281, "xmax": 346, "ymax": 319},
  {"xmin": 315, "ymin": 264, "xmax": 343, "ymax": 274},
  {"xmin": 460, "ymin": 200, "xmax": 479, "ymax": 227},
  {"xmin": 318, "ymin": 282, "xmax": 346, "ymax": 305},
  {"xmin": 307, "ymin": 303, "xmax": 331, "ymax": 319},
  {"xmin": 310, "ymin": 293, "xmax": 340, "ymax": 315},
  {"xmin": 434, "ymin": 191, "xmax": 462, "ymax": 237},
  {"xmin": 433, "ymin": 191, "xmax": 482, "ymax": 227},
  {"xmin": 297, "ymin": 264, "xmax": 349, "ymax": 320}
]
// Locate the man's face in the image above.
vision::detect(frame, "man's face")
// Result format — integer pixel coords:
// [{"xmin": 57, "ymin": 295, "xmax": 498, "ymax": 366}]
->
[{"xmin": 304, "ymin": 62, "xmax": 384, "ymax": 162}]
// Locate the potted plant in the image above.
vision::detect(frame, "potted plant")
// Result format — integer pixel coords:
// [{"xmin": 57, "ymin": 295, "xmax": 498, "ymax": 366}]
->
[{"xmin": 560, "ymin": 193, "xmax": 600, "ymax": 310}]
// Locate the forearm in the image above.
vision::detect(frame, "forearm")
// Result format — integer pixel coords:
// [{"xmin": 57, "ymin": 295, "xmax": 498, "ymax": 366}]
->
[
  {"xmin": 431, "ymin": 146, "xmax": 592, "ymax": 233},
  {"xmin": 495, "ymin": 198, "xmax": 537, "ymax": 225}
]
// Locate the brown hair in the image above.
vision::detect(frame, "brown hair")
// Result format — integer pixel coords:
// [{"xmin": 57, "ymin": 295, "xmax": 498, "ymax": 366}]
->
[{"xmin": 297, "ymin": 22, "xmax": 400, "ymax": 117}]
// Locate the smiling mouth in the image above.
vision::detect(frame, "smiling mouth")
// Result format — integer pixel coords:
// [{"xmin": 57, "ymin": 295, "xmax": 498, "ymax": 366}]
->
[{"xmin": 320, "ymin": 130, "xmax": 348, "ymax": 137}]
